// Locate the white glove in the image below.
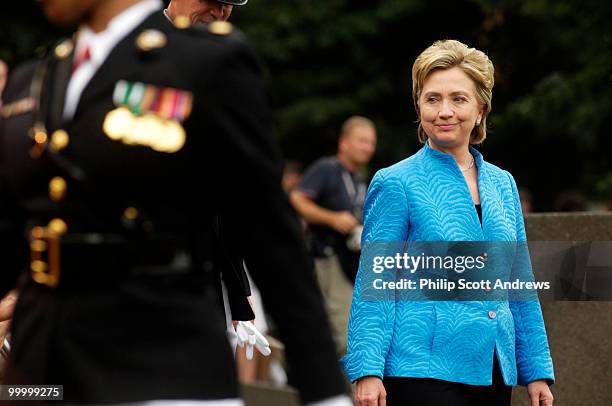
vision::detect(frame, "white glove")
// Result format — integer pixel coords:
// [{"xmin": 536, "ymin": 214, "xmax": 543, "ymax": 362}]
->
[
  {"xmin": 235, "ymin": 321, "xmax": 271, "ymax": 360},
  {"xmin": 307, "ymin": 395, "xmax": 354, "ymax": 406}
]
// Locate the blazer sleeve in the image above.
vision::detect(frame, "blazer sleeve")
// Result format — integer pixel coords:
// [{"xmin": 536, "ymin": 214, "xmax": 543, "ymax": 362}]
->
[
  {"xmin": 341, "ymin": 169, "xmax": 410, "ymax": 382},
  {"xmin": 506, "ymin": 171, "xmax": 555, "ymax": 386}
]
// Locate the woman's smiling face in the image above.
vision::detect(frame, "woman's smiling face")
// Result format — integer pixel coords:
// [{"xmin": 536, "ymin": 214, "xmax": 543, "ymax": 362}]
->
[{"xmin": 418, "ymin": 66, "xmax": 483, "ymax": 149}]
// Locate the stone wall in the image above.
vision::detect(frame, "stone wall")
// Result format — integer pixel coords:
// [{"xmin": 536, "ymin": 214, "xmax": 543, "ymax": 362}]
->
[{"xmin": 511, "ymin": 213, "xmax": 612, "ymax": 406}]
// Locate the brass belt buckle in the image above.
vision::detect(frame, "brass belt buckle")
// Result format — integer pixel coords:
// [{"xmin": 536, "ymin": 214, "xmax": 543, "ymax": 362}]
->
[{"xmin": 30, "ymin": 219, "xmax": 68, "ymax": 288}]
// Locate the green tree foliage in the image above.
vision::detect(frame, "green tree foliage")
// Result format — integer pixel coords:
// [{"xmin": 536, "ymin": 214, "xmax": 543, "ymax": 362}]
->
[
  {"xmin": 233, "ymin": 0, "xmax": 612, "ymax": 209},
  {"xmin": 475, "ymin": 0, "xmax": 612, "ymax": 209},
  {"xmin": 1, "ymin": 0, "xmax": 610, "ymax": 210}
]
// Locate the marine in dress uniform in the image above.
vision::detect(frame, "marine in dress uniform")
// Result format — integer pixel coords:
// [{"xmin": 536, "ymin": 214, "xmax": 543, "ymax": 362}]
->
[
  {"xmin": 162, "ymin": 0, "xmax": 257, "ymax": 327},
  {"xmin": 0, "ymin": 0, "xmax": 346, "ymax": 403}
]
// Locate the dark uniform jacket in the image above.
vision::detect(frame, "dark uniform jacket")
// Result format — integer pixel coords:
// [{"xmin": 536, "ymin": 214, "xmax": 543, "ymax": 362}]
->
[{"xmin": 0, "ymin": 11, "xmax": 345, "ymax": 403}]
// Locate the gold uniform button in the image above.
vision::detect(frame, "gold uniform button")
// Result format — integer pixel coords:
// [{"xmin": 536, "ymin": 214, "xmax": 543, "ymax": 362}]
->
[
  {"xmin": 31, "ymin": 226, "xmax": 45, "ymax": 239},
  {"xmin": 51, "ymin": 129, "xmax": 70, "ymax": 151},
  {"xmin": 32, "ymin": 272, "xmax": 50, "ymax": 285},
  {"xmin": 30, "ymin": 240, "xmax": 48, "ymax": 252},
  {"xmin": 34, "ymin": 130, "xmax": 48, "ymax": 144},
  {"xmin": 31, "ymin": 260, "xmax": 48, "ymax": 273},
  {"xmin": 123, "ymin": 207, "xmax": 139, "ymax": 221},
  {"xmin": 174, "ymin": 15, "xmax": 190, "ymax": 29},
  {"xmin": 54, "ymin": 39, "xmax": 74, "ymax": 59},
  {"xmin": 49, "ymin": 176, "xmax": 67, "ymax": 202},
  {"xmin": 136, "ymin": 29, "xmax": 167, "ymax": 51},
  {"xmin": 209, "ymin": 21, "xmax": 233, "ymax": 36},
  {"xmin": 48, "ymin": 218, "xmax": 68, "ymax": 236}
]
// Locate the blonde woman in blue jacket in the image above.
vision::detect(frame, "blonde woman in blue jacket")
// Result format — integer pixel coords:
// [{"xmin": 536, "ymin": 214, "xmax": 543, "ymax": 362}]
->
[{"xmin": 343, "ymin": 40, "xmax": 554, "ymax": 406}]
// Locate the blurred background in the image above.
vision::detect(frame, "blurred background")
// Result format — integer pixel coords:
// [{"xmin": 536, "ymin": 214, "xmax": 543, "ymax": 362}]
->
[{"xmin": 2, "ymin": 0, "xmax": 611, "ymax": 211}]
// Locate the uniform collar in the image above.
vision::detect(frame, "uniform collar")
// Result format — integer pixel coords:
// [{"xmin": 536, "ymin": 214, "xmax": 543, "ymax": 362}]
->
[
  {"xmin": 162, "ymin": 9, "xmax": 173, "ymax": 24},
  {"xmin": 74, "ymin": 0, "xmax": 163, "ymax": 68}
]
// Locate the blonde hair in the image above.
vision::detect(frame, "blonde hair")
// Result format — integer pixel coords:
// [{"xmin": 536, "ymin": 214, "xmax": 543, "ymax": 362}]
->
[{"xmin": 412, "ymin": 40, "xmax": 494, "ymax": 144}]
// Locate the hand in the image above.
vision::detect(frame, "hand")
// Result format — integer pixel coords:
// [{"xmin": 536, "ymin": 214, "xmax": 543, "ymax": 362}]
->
[
  {"xmin": 355, "ymin": 376, "xmax": 386, "ymax": 406},
  {"xmin": 331, "ymin": 211, "xmax": 359, "ymax": 235},
  {"xmin": 0, "ymin": 292, "xmax": 17, "ymax": 322},
  {"xmin": 527, "ymin": 380, "xmax": 553, "ymax": 406},
  {"xmin": 0, "ymin": 321, "xmax": 10, "ymax": 344},
  {"xmin": 0, "ymin": 292, "xmax": 16, "ymax": 346},
  {"xmin": 235, "ymin": 321, "xmax": 271, "ymax": 360}
]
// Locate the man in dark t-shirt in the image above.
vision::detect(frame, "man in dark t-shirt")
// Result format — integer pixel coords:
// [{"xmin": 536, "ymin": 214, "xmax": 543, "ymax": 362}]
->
[
  {"xmin": 297, "ymin": 156, "xmax": 366, "ymax": 281},
  {"xmin": 290, "ymin": 116, "xmax": 377, "ymax": 355}
]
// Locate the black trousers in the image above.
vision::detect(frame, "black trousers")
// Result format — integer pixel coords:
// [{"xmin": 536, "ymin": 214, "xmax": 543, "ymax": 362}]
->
[{"xmin": 383, "ymin": 356, "xmax": 512, "ymax": 406}]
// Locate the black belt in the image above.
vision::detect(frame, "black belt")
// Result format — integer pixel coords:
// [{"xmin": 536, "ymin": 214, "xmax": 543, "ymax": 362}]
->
[{"xmin": 29, "ymin": 230, "xmax": 211, "ymax": 289}]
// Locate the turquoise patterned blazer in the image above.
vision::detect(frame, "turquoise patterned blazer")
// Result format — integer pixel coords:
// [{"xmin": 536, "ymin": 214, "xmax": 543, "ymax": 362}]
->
[{"xmin": 341, "ymin": 142, "xmax": 554, "ymax": 386}]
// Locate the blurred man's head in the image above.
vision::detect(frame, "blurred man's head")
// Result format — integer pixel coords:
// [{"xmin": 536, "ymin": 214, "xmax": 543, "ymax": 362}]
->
[
  {"xmin": 37, "ymin": 0, "xmax": 142, "ymax": 26},
  {"xmin": 519, "ymin": 187, "xmax": 533, "ymax": 214},
  {"xmin": 167, "ymin": 0, "xmax": 246, "ymax": 23},
  {"xmin": 337, "ymin": 116, "xmax": 377, "ymax": 171},
  {"xmin": 38, "ymin": 0, "xmax": 96, "ymax": 25}
]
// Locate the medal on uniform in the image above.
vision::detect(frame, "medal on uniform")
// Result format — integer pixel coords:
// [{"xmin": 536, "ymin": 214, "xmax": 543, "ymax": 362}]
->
[
  {"xmin": 127, "ymin": 113, "xmax": 163, "ymax": 146},
  {"xmin": 152, "ymin": 119, "xmax": 186, "ymax": 153},
  {"xmin": 104, "ymin": 80, "xmax": 192, "ymax": 153},
  {"xmin": 103, "ymin": 106, "xmax": 135, "ymax": 140}
]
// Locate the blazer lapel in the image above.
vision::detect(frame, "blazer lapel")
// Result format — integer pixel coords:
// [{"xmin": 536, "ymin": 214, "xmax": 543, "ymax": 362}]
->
[
  {"xmin": 478, "ymin": 162, "xmax": 510, "ymax": 241},
  {"xmin": 477, "ymin": 162, "xmax": 492, "ymax": 238}
]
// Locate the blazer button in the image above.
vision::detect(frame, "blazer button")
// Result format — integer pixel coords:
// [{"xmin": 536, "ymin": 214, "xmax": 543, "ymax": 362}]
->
[
  {"xmin": 49, "ymin": 177, "xmax": 67, "ymax": 201},
  {"xmin": 488, "ymin": 310, "xmax": 497, "ymax": 319}
]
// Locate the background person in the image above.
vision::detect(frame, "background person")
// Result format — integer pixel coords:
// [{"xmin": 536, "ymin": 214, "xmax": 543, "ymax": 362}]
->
[
  {"xmin": 0, "ymin": 0, "xmax": 349, "ymax": 404},
  {"xmin": 554, "ymin": 190, "xmax": 587, "ymax": 212},
  {"xmin": 0, "ymin": 59, "xmax": 7, "ymax": 105},
  {"xmin": 164, "ymin": 0, "xmax": 243, "ymax": 24},
  {"xmin": 344, "ymin": 40, "xmax": 554, "ymax": 406},
  {"xmin": 519, "ymin": 187, "xmax": 533, "ymax": 214},
  {"xmin": 164, "ymin": 0, "xmax": 272, "ymax": 373},
  {"xmin": 290, "ymin": 116, "xmax": 377, "ymax": 355}
]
